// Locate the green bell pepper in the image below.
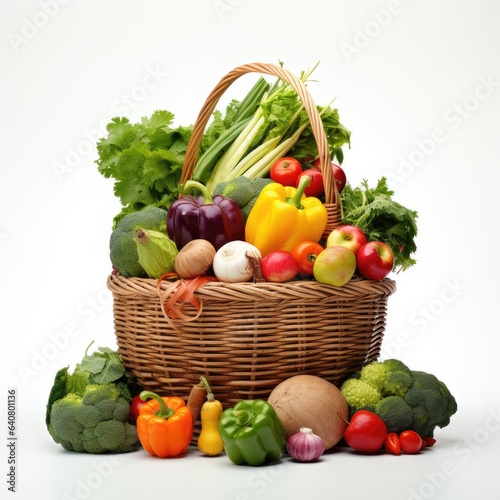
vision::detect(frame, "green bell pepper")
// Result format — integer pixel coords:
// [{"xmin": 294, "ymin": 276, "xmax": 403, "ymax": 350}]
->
[{"xmin": 218, "ymin": 399, "xmax": 286, "ymax": 466}]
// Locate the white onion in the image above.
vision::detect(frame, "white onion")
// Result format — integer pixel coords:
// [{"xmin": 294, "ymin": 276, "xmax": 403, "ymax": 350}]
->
[
  {"xmin": 212, "ymin": 240, "xmax": 262, "ymax": 283},
  {"xmin": 286, "ymin": 427, "xmax": 325, "ymax": 462}
]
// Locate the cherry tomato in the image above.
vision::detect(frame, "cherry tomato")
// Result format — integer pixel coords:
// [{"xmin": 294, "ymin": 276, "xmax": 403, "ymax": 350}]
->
[
  {"xmin": 129, "ymin": 394, "xmax": 147, "ymax": 423},
  {"xmin": 296, "ymin": 168, "xmax": 324, "ymax": 197},
  {"xmin": 384, "ymin": 432, "xmax": 401, "ymax": 455},
  {"xmin": 399, "ymin": 430, "xmax": 423, "ymax": 454},
  {"xmin": 292, "ymin": 241, "xmax": 324, "ymax": 276},
  {"xmin": 312, "ymin": 159, "xmax": 347, "ymax": 192},
  {"xmin": 423, "ymin": 436, "xmax": 436, "ymax": 447},
  {"xmin": 270, "ymin": 157, "xmax": 302, "ymax": 186}
]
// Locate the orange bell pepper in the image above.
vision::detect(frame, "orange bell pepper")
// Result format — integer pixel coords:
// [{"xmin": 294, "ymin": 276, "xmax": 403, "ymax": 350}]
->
[{"xmin": 137, "ymin": 391, "xmax": 193, "ymax": 458}]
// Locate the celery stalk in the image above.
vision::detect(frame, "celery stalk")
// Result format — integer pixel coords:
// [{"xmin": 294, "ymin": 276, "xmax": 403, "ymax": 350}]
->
[
  {"xmin": 231, "ymin": 77, "xmax": 270, "ymax": 124},
  {"xmin": 193, "ymin": 77, "xmax": 270, "ymax": 183},
  {"xmin": 228, "ymin": 103, "xmax": 305, "ymax": 180},
  {"xmin": 205, "ymin": 112, "xmax": 266, "ymax": 192},
  {"xmin": 241, "ymin": 139, "xmax": 295, "ymax": 179},
  {"xmin": 193, "ymin": 117, "xmax": 251, "ymax": 183},
  {"xmin": 228, "ymin": 136, "xmax": 281, "ymax": 180}
]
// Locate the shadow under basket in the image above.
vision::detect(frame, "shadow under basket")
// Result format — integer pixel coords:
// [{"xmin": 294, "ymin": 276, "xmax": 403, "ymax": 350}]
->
[{"xmin": 108, "ymin": 274, "xmax": 396, "ymax": 407}]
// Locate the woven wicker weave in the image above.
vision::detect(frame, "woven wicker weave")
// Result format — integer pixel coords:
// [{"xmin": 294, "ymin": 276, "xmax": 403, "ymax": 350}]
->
[{"xmin": 108, "ymin": 62, "xmax": 396, "ymax": 407}]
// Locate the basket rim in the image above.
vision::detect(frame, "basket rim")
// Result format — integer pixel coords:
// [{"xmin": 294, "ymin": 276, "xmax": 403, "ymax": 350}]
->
[{"xmin": 107, "ymin": 273, "xmax": 396, "ymax": 301}]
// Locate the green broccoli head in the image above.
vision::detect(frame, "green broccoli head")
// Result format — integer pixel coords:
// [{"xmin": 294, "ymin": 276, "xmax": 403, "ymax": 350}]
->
[
  {"xmin": 214, "ymin": 177, "xmax": 255, "ymax": 207},
  {"xmin": 213, "ymin": 176, "xmax": 273, "ymax": 221},
  {"xmin": 48, "ymin": 383, "xmax": 137, "ymax": 453}
]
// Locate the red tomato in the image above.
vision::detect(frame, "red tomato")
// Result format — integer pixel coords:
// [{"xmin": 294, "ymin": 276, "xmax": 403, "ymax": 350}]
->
[
  {"xmin": 384, "ymin": 432, "xmax": 401, "ymax": 455},
  {"xmin": 343, "ymin": 410, "xmax": 388, "ymax": 453},
  {"xmin": 292, "ymin": 241, "xmax": 324, "ymax": 276},
  {"xmin": 130, "ymin": 394, "xmax": 147, "ymax": 423},
  {"xmin": 270, "ymin": 157, "xmax": 302, "ymax": 186},
  {"xmin": 399, "ymin": 430, "xmax": 423, "ymax": 454},
  {"xmin": 296, "ymin": 168, "xmax": 324, "ymax": 197},
  {"xmin": 423, "ymin": 436, "xmax": 436, "ymax": 447}
]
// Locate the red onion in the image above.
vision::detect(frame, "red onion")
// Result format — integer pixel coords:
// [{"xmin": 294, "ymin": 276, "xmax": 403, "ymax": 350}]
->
[{"xmin": 286, "ymin": 427, "xmax": 325, "ymax": 462}]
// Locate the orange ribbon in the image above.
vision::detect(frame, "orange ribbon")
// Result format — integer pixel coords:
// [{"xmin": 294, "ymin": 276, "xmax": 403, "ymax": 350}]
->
[{"xmin": 156, "ymin": 272, "xmax": 218, "ymax": 323}]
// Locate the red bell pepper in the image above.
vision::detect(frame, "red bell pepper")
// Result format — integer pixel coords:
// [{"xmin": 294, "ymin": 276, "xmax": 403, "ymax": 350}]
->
[{"xmin": 167, "ymin": 180, "xmax": 245, "ymax": 250}]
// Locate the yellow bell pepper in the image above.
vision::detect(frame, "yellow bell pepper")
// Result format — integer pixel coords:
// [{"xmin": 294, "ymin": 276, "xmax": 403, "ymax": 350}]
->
[{"xmin": 245, "ymin": 175, "xmax": 327, "ymax": 257}]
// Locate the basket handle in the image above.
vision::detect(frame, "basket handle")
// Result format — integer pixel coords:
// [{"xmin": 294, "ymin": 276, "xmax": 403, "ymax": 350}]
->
[{"xmin": 180, "ymin": 62, "xmax": 338, "ymax": 207}]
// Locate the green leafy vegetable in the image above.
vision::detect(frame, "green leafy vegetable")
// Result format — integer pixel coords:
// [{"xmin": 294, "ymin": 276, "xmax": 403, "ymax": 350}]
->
[
  {"xmin": 288, "ymin": 105, "xmax": 351, "ymax": 165},
  {"xmin": 78, "ymin": 341, "xmax": 126, "ymax": 384},
  {"xmin": 95, "ymin": 110, "xmax": 192, "ymax": 221},
  {"xmin": 340, "ymin": 177, "xmax": 418, "ymax": 272}
]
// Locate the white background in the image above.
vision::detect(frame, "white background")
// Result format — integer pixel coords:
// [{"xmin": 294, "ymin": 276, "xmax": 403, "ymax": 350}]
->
[{"xmin": 1, "ymin": 1, "xmax": 499, "ymax": 499}]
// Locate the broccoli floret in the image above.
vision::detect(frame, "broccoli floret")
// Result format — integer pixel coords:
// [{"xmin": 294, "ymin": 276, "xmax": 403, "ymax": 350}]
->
[
  {"xmin": 213, "ymin": 176, "xmax": 273, "ymax": 221},
  {"xmin": 94, "ymin": 420, "xmax": 132, "ymax": 452},
  {"xmin": 82, "ymin": 383, "xmax": 119, "ymax": 406},
  {"xmin": 358, "ymin": 358, "xmax": 413, "ymax": 397},
  {"xmin": 358, "ymin": 361, "xmax": 385, "ymax": 392},
  {"xmin": 382, "ymin": 358, "xmax": 412, "ymax": 374},
  {"xmin": 383, "ymin": 370, "xmax": 413, "ymax": 398},
  {"xmin": 341, "ymin": 359, "xmax": 458, "ymax": 438},
  {"xmin": 214, "ymin": 177, "xmax": 255, "ymax": 206},
  {"xmin": 48, "ymin": 393, "xmax": 86, "ymax": 452},
  {"xmin": 113, "ymin": 397, "xmax": 133, "ymax": 423},
  {"xmin": 374, "ymin": 395, "xmax": 414, "ymax": 433},
  {"xmin": 94, "ymin": 397, "xmax": 117, "ymax": 421},
  {"xmin": 48, "ymin": 382, "xmax": 137, "ymax": 454},
  {"xmin": 340, "ymin": 377, "xmax": 381, "ymax": 413}
]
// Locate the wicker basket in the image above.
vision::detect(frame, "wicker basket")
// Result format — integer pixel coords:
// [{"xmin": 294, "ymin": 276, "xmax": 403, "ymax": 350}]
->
[{"xmin": 108, "ymin": 62, "xmax": 396, "ymax": 407}]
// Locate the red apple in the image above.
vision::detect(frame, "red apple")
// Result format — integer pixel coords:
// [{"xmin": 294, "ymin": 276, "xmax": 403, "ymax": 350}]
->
[
  {"xmin": 313, "ymin": 246, "xmax": 356, "ymax": 287},
  {"xmin": 261, "ymin": 250, "xmax": 300, "ymax": 283},
  {"xmin": 356, "ymin": 241, "xmax": 394, "ymax": 280},
  {"xmin": 312, "ymin": 159, "xmax": 347, "ymax": 192},
  {"xmin": 331, "ymin": 163, "xmax": 347, "ymax": 192},
  {"xmin": 326, "ymin": 225, "xmax": 367, "ymax": 256}
]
